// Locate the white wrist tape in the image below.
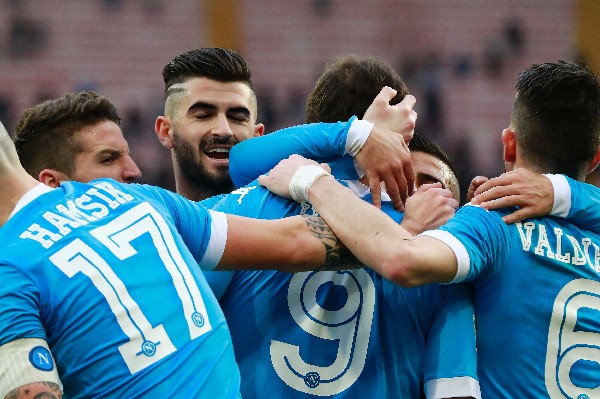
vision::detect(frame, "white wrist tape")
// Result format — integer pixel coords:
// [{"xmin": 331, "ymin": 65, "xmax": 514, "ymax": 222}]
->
[
  {"xmin": 345, "ymin": 119, "xmax": 374, "ymax": 156},
  {"xmin": 289, "ymin": 165, "xmax": 331, "ymax": 203}
]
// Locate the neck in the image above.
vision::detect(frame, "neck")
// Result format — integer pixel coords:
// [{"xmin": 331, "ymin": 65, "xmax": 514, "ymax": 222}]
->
[
  {"xmin": 513, "ymin": 158, "xmax": 588, "ymax": 182},
  {"xmin": 175, "ymin": 177, "xmax": 233, "ymax": 202},
  {"xmin": 0, "ymin": 173, "xmax": 39, "ymax": 227}
]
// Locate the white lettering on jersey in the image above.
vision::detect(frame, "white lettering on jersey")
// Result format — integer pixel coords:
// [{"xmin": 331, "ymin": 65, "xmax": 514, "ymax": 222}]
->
[
  {"xmin": 516, "ymin": 222, "xmax": 600, "ymax": 271},
  {"xmin": 19, "ymin": 182, "xmax": 134, "ymax": 248},
  {"xmin": 270, "ymin": 270, "xmax": 375, "ymax": 395}
]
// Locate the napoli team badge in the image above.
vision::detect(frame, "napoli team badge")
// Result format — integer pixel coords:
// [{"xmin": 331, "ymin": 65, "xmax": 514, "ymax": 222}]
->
[{"xmin": 29, "ymin": 346, "xmax": 54, "ymax": 371}]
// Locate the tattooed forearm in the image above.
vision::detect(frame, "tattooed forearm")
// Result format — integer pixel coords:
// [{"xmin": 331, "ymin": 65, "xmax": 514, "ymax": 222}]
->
[
  {"xmin": 5, "ymin": 382, "xmax": 62, "ymax": 399},
  {"xmin": 304, "ymin": 215, "xmax": 362, "ymax": 271}
]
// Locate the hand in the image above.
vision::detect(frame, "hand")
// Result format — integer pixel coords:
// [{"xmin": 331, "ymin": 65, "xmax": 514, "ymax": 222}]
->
[
  {"xmin": 357, "ymin": 87, "xmax": 417, "ymax": 211},
  {"xmin": 363, "ymin": 87, "xmax": 417, "ymax": 142},
  {"xmin": 401, "ymin": 183, "xmax": 458, "ymax": 235},
  {"xmin": 258, "ymin": 155, "xmax": 330, "ymax": 199},
  {"xmin": 465, "ymin": 176, "xmax": 489, "ymax": 203},
  {"xmin": 470, "ymin": 168, "xmax": 553, "ymax": 224}
]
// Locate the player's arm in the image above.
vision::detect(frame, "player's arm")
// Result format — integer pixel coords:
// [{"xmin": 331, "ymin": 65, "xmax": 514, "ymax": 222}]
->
[
  {"xmin": 230, "ymin": 87, "xmax": 416, "ymax": 209},
  {"xmin": 471, "ymin": 169, "xmax": 600, "ymax": 230},
  {"xmin": 4, "ymin": 382, "xmax": 62, "ymax": 399},
  {"xmin": 0, "ymin": 339, "xmax": 62, "ymax": 399},
  {"xmin": 258, "ymin": 157, "xmax": 458, "ymax": 286},
  {"xmin": 214, "ymin": 213, "xmax": 361, "ymax": 272}
]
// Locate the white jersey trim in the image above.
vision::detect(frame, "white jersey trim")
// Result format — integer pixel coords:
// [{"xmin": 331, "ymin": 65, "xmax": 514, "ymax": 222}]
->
[
  {"xmin": 0, "ymin": 338, "xmax": 62, "ymax": 398},
  {"xmin": 424, "ymin": 376, "xmax": 481, "ymax": 399},
  {"xmin": 201, "ymin": 210, "xmax": 228, "ymax": 271},
  {"xmin": 543, "ymin": 174, "xmax": 571, "ymax": 218},
  {"xmin": 345, "ymin": 119, "xmax": 373, "ymax": 157},
  {"xmin": 9, "ymin": 184, "xmax": 54, "ymax": 220},
  {"xmin": 419, "ymin": 230, "xmax": 470, "ymax": 283}
]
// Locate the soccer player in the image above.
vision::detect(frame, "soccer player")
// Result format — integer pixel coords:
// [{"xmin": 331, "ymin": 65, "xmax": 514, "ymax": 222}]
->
[
  {"xmin": 154, "ymin": 48, "xmax": 265, "ymax": 205},
  {"xmin": 212, "ymin": 55, "xmax": 479, "ymax": 398},
  {"xmin": 259, "ymin": 61, "xmax": 600, "ymax": 398},
  {"xmin": 13, "ymin": 91, "xmax": 142, "ymax": 187},
  {"xmin": 0, "ymin": 121, "xmax": 355, "ymax": 399}
]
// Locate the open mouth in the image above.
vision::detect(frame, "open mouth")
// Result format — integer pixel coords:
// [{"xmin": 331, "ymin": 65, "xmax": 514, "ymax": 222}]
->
[{"xmin": 204, "ymin": 147, "xmax": 231, "ymax": 160}]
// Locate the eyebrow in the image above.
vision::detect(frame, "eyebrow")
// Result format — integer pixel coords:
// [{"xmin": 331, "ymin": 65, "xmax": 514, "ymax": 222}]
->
[
  {"xmin": 417, "ymin": 171, "xmax": 447, "ymax": 189},
  {"xmin": 188, "ymin": 101, "xmax": 251, "ymax": 117}
]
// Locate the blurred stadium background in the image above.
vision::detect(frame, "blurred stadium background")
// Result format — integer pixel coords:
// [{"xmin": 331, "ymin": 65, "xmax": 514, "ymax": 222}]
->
[{"xmin": 0, "ymin": 0, "xmax": 598, "ymax": 199}]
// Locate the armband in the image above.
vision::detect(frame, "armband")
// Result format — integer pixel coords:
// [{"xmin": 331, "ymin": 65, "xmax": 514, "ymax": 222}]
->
[{"xmin": 0, "ymin": 338, "xmax": 62, "ymax": 398}]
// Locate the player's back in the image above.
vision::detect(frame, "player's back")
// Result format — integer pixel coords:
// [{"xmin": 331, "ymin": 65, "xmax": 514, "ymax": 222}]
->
[
  {"xmin": 472, "ymin": 210, "xmax": 600, "ymax": 398},
  {"xmin": 213, "ymin": 181, "xmax": 478, "ymax": 398},
  {"xmin": 0, "ymin": 180, "xmax": 240, "ymax": 398}
]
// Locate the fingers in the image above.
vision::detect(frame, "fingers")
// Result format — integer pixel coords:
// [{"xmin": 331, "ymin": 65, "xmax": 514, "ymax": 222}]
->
[
  {"xmin": 369, "ymin": 176, "xmax": 383, "ymax": 209},
  {"xmin": 376, "ymin": 86, "xmax": 398, "ymax": 103},
  {"xmin": 502, "ymin": 208, "xmax": 530, "ymax": 224},
  {"xmin": 467, "ymin": 176, "xmax": 489, "ymax": 203},
  {"xmin": 257, "ymin": 174, "xmax": 269, "ymax": 187}
]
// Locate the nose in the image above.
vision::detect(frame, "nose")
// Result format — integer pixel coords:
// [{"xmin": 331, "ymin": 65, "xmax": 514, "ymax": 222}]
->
[
  {"xmin": 122, "ymin": 155, "xmax": 142, "ymax": 183},
  {"xmin": 211, "ymin": 115, "xmax": 233, "ymax": 138}
]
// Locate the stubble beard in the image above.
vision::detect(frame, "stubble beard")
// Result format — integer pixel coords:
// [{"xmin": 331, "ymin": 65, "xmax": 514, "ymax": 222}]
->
[{"xmin": 172, "ymin": 131, "xmax": 235, "ymax": 193}]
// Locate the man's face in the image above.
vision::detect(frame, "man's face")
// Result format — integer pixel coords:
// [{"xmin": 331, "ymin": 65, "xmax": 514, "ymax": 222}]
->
[
  {"xmin": 412, "ymin": 150, "xmax": 459, "ymax": 200},
  {"xmin": 70, "ymin": 120, "xmax": 142, "ymax": 183},
  {"xmin": 167, "ymin": 77, "xmax": 262, "ymax": 190}
]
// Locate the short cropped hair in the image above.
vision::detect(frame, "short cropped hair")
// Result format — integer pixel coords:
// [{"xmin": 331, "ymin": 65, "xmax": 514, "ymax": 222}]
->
[
  {"xmin": 409, "ymin": 133, "xmax": 460, "ymax": 199},
  {"xmin": 14, "ymin": 91, "xmax": 121, "ymax": 177},
  {"xmin": 306, "ymin": 55, "xmax": 409, "ymax": 123},
  {"xmin": 162, "ymin": 48, "xmax": 254, "ymax": 94},
  {"xmin": 512, "ymin": 61, "xmax": 600, "ymax": 177}
]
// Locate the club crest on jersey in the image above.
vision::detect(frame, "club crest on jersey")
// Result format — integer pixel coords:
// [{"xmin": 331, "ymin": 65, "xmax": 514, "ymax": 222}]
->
[{"xmin": 29, "ymin": 346, "xmax": 54, "ymax": 371}]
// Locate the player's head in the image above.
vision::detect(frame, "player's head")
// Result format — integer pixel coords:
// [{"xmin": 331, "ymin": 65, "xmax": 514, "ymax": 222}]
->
[
  {"xmin": 409, "ymin": 133, "xmax": 460, "ymax": 200},
  {"xmin": 156, "ymin": 48, "xmax": 264, "ymax": 199},
  {"xmin": 14, "ymin": 91, "xmax": 141, "ymax": 187},
  {"xmin": 506, "ymin": 60, "xmax": 600, "ymax": 179},
  {"xmin": 307, "ymin": 54, "xmax": 409, "ymax": 122}
]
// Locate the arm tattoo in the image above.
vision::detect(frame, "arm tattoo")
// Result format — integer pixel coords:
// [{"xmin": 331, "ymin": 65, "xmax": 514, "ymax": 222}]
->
[
  {"xmin": 5, "ymin": 382, "xmax": 62, "ymax": 399},
  {"xmin": 304, "ymin": 215, "xmax": 362, "ymax": 271}
]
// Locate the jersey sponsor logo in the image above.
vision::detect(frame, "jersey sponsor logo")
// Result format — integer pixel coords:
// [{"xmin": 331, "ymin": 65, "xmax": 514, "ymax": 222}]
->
[
  {"xmin": 270, "ymin": 269, "xmax": 375, "ymax": 396},
  {"xmin": 29, "ymin": 346, "xmax": 54, "ymax": 371}
]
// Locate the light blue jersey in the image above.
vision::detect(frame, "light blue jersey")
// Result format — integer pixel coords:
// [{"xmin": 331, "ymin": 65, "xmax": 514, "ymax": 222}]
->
[
  {"xmin": 0, "ymin": 180, "xmax": 240, "ymax": 399},
  {"xmin": 210, "ymin": 180, "xmax": 480, "ymax": 398},
  {"xmin": 423, "ymin": 177, "xmax": 600, "ymax": 398}
]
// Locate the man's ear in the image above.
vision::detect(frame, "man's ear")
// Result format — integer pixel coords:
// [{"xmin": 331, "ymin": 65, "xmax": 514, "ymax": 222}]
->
[
  {"xmin": 588, "ymin": 145, "xmax": 600, "ymax": 173},
  {"xmin": 155, "ymin": 116, "xmax": 174, "ymax": 149},
  {"xmin": 502, "ymin": 128, "xmax": 517, "ymax": 164},
  {"xmin": 254, "ymin": 123, "xmax": 265, "ymax": 137},
  {"xmin": 38, "ymin": 169, "xmax": 69, "ymax": 188}
]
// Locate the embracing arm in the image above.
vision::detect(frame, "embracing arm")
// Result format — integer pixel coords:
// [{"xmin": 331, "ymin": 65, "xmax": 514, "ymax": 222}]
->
[
  {"xmin": 231, "ymin": 87, "xmax": 416, "ymax": 209},
  {"xmin": 214, "ymin": 213, "xmax": 362, "ymax": 272},
  {"xmin": 257, "ymin": 157, "xmax": 458, "ymax": 286},
  {"xmin": 471, "ymin": 169, "xmax": 600, "ymax": 231}
]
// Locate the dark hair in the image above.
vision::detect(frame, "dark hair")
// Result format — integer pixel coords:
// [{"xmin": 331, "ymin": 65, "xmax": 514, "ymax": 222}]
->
[
  {"xmin": 306, "ymin": 55, "xmax": 409, "ymax": 123},
  {"xmin": 512, "ymin": 60, "xmax": 600, "ymax": 178},
  {"xmin": 14, "ymin": 91, "xmax": 120, "ymax": 177},
  {"xmin": 409, "ymin": 133, "xmax": 460, "ymax": 199},
  {"xmin": 162, "ymin": 48, "xmax": 254, "ymax": 94}
]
